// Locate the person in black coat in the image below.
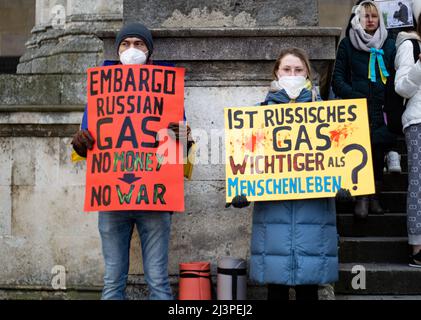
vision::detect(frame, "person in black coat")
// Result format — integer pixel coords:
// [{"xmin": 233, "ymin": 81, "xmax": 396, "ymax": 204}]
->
[{"xmin": 332, "ymin": 0, "xmax": 396, "ymax": 219}]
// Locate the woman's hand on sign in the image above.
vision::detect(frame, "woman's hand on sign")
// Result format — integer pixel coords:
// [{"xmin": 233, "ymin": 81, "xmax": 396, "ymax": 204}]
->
[
  {"xmin": 71, "ymin": 129, "xmax": 95, "ymax": 157},
  {"xmin": 168, "ymin": 122, "xmax": 191, "ymax": 143},
  {"xmin": 335, "ymin": 188, "xmax": 354, "ymax": 202},
  {"xmin": 225, "ymin": 195, "xmax": 251, "ymax": 209}
]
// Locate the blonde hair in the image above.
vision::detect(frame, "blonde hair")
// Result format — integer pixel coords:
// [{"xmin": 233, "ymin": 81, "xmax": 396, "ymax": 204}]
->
[
  {"xmin": 272, "ymin": 47, "xmax": 313, "ymax": 81},
  {"xmin": 361, "ymin": 1, "xmax": 379, "ymax": 14}
]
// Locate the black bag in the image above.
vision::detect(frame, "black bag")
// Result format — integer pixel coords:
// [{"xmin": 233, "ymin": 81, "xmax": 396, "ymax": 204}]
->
[{"xmin": 384, "ymin": 38, "xmax": 420, "ymax": 135}]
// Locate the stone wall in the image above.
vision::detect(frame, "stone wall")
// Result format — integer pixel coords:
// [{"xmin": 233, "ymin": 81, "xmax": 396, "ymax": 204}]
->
[
  {"xmin": 319, "ymin": 0, "xmax": 355, "ymax": 38},
  {"xmin": 124, "ymin": 0, "xmax": 318, "ymax": 28},
  {"xmin": 0, "ymin": 110, "xmax": 102, "ymax": 288},
  {"xmin": 0, "ymin": 87, "xmax": 264, "ymax": 289}
]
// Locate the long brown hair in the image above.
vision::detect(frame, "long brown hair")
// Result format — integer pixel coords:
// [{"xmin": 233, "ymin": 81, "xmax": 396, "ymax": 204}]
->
[{"xmin": 272, "ymin": 47, "xmax": 313, "ymax": 81}]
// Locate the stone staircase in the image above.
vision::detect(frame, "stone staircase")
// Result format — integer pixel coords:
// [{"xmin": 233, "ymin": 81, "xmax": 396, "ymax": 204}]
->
[{"xmin": 335, "ymin": 138, "xmax": 421, "ymax": 299}]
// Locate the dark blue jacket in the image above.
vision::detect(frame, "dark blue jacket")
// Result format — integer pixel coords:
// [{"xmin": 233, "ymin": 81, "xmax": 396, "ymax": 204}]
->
[{"xmin": 332, "ymin": 37, "xmax": 396, "ymax": 145}]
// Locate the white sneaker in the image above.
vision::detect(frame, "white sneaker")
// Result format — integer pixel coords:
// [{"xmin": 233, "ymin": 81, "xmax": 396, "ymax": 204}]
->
[{"xmin": 386, "ymin": 151, "xmax": 401, "ymax": 173}]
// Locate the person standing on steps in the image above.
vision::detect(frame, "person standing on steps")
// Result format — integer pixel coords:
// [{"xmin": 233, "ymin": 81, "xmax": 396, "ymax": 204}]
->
[
  {"xmin": 394, "ymin": 1, "xmax": 421, "ymax": 268},
  {"xmin": 226, "ymin": 47, "xmax": 339, "ymax": 301},
  {"xmin": 343, "ymin": 0, "xmax": 403, "ymax": 176},
  {"xmin": 382, "ymin": 1, "xmax": 420, "ymax": 176},
  {"xmin": 332, "ymin": 0, "xmax": 396, "ymax": 219}
]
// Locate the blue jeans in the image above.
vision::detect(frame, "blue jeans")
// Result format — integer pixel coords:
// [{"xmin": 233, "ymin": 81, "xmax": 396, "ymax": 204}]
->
[{"xmin": 98, "ymin": 210, "xmax": 173, "ymax": 300}]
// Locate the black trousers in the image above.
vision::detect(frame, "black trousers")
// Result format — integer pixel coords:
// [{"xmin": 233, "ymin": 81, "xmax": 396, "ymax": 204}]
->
[
  {"xmin": 267, "ymin": 284, "xmax": 319, "ymax": 301},
  {"xmin": 372, "ymin": 143, "xmax": 386, "ymax": 183}
]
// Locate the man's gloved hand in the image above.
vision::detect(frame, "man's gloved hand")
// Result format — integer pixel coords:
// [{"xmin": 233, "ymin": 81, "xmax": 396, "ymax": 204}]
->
[
  {"xmin": 225, "ymin": 195, "xmax": 250, "ymax": 209},
  {"xmin": 71, "ymin": 129, "xmax": 95, "ymax": 157},
  {"xmin": 168, "ymin": 122, "xmax": 191, "ymax": 143}
]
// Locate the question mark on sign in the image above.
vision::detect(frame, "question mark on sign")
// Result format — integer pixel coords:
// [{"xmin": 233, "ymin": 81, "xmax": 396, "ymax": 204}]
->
[{"xmin": 342, "ymin": 144, "xmax": 368, "ymax": 191}]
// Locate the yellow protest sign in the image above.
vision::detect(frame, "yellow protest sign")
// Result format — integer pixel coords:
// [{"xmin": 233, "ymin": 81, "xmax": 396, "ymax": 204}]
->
[{"xmin": 224, "ymin": 98, "xmax": 375, "ymax": 202}]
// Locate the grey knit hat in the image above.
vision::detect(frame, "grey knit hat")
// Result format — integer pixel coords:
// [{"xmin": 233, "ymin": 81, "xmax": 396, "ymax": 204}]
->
[{"xmin": 115, "ymin": 23, "xmax": 154, "ymax": 57}]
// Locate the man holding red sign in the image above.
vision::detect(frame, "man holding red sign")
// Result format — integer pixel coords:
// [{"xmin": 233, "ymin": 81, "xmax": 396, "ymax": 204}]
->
[{"xmin": 71, "ymin": 23, "xmax": 194, "ymax": 300}]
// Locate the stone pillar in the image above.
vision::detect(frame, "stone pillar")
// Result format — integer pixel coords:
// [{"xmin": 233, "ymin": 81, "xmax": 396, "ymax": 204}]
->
[
  {"xmin": 0, "ymin": 0, "xmax": 124, "ymax": 297},
  {"xmin": 17, "ymin": 0, "xmax": 123, "ymax": 74}
]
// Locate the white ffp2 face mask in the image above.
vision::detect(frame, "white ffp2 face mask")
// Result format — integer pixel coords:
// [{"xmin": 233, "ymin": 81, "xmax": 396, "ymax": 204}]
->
[
  {"xmin": 119, "ymin": 48, "xmax": 148, "ymax": 65},
  {"xmin": 277, "ymin": 75, "xmax": 307, "ymax": 99}
]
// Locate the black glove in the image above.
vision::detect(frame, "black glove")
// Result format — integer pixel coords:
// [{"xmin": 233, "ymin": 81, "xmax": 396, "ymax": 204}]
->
[
  {"xmin": 71, "ymin": 129, "xmax": 95, "ymax": 157},
  {"xmin": 225, "ymin": 195, "xmax": 250, "ymax": 209},
  {"xmin": 335, "ymin": 188, "xmax": 354, "ymax": 202}
]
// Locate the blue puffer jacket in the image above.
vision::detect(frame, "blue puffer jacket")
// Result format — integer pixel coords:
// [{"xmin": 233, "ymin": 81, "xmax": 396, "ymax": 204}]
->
[{"xmin": 249, "ymin": 87, "xmax": 339, "ymax": 286}]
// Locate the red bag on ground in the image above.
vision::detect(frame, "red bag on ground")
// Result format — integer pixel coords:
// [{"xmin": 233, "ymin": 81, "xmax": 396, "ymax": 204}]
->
[{"xmin": 178, "ymin": 261, "xmax": 212, "ymax": 300}]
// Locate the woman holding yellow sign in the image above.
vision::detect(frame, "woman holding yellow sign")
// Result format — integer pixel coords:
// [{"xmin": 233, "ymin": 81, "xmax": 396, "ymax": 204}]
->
[{"xmin": 227, "ymin": 47, "xmax": 338, "ymax": 300}]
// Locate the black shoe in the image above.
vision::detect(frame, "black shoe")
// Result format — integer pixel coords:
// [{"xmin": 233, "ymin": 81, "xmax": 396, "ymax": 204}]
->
[
  {"xmin": 369, "ymin": 196, "xmax": 384, "ymax": 214},
  {"xmin": 354, "ymin": 196, "xmax": 369, "ymax": 220},
  {"xmin": 370, "ymin": 181, "xmax": 385, "ymax": 214},
  {"xmin": 409, "ymin": 250, "xmax": 421, "ymax": 268}
]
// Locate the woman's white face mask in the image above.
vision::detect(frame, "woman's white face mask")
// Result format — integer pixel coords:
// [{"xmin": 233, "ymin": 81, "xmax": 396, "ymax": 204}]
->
[
  {"xmin": 277, "ymin": 75, "xmax": 307, "ymax": 99},
  {"xmin": 119, "ymin": 48, "xmax": 148, "ymax": 65}
]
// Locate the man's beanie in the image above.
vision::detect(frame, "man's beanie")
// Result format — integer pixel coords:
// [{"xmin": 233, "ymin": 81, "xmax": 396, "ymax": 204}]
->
[{"xmin": 115, "ymin": 23, "xmax": 154, "ymax": 56}]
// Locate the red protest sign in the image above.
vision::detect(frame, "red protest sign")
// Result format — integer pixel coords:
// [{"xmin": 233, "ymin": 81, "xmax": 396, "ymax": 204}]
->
[{"xmin": 84, "ymin": 64, "xmax": 185, "ymax": 212}]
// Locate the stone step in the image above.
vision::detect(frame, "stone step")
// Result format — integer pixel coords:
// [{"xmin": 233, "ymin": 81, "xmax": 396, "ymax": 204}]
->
[
  {"xmin": 383, "ymin": 173, "xmax": 408, "ymax": 191},
  {"xmin": 337, "ymin": 213, "xmax": 407, "ymax": 237},
  {"xmin": 0, "ymin": 288, "xmax": 102, "ymax": 300},
  {"xmin": 339, "ymin": 237, "xmax": 409, "ymax": 263},
  {"xmin": 335, "ymin": 294, "xmax": 421, "ymax": 300},
  {"xmin": 337, "ymin": 263, "xmax": 421, "ymax": 295},
  {"xmin": 0, "ymin": 75, "xmax": 86, "ymax": 105},
  {"xmin": 336, "ymin": 192, "xmax": 406, "ymax": 214},
  {"xmin": 126, "ymin": 275, "xmax": 335, "ymax": 300}
]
